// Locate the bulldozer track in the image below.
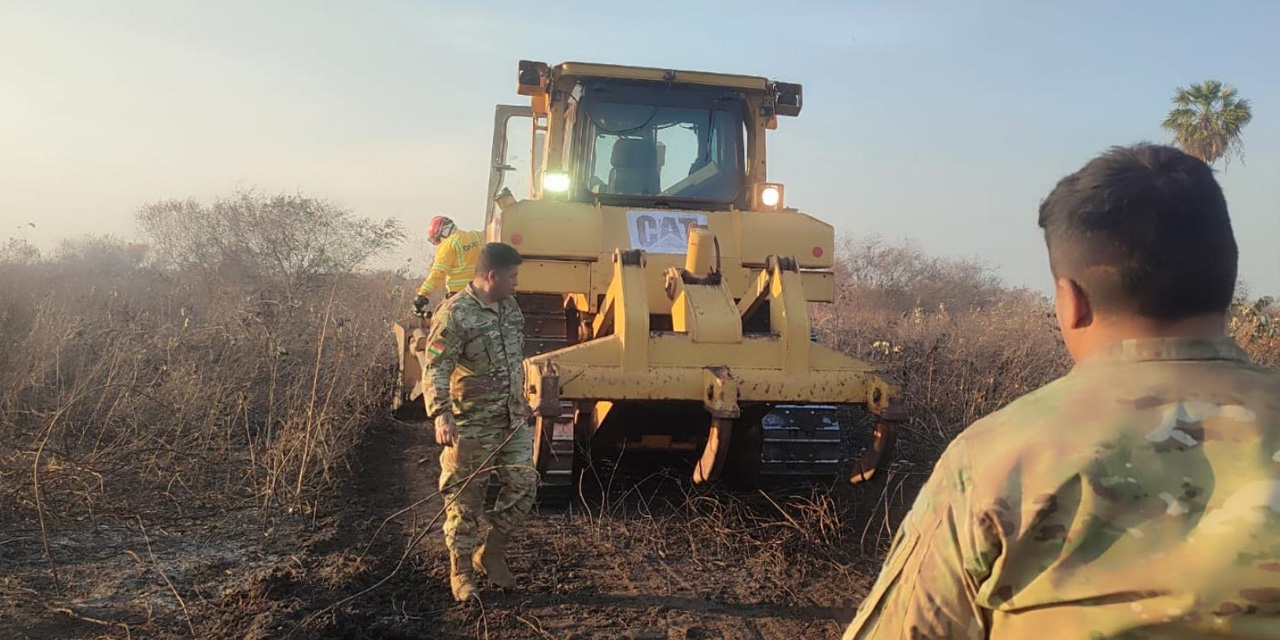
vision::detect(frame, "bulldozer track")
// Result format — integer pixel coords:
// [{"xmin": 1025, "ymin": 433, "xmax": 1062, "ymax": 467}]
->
[{"xmin": 519, "ymin": 293, "xmax": 580, "ymax": 504}]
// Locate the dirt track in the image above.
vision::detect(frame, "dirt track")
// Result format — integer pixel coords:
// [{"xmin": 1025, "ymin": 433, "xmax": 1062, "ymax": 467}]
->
[{"xmin": 3, "ymin": 419, "xmax": 920, "ymax": 639}]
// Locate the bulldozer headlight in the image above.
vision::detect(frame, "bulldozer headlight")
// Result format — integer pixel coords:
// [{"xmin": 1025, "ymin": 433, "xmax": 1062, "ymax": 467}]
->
[
  {"xmin": 756, "ymin": 183, "xmax": 784, "ymax": 210},
  {"xmin": 542, "ymin": 172, "xmax": 570, "ymax": 194}
]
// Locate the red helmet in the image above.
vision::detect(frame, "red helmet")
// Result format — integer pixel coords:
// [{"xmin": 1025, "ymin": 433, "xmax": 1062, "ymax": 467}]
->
[{"xmin": 427, "ymin": 216, "xmax": 455, "ymax": 243}]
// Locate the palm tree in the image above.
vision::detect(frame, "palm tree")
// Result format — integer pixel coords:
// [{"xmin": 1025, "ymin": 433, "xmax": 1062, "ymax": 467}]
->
[{"xmin": 1162, "ymin": 80, "xmax": 1253, "ymax": 166}]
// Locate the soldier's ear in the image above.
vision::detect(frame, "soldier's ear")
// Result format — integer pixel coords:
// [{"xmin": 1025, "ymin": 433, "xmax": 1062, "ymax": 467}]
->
[{"xmin": 1054, "ymin": 277, "xmax": 1093, "ymax": 331}]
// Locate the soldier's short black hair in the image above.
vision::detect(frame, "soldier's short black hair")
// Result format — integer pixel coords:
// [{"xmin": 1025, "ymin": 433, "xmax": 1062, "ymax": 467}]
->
[
  {"xmin": 476, "ymin": 242, "xmax": 523, "ymax": 274},
  {"xmin": 1038, "ymin": 143, "xmax": 1237, "ymax": 321}
]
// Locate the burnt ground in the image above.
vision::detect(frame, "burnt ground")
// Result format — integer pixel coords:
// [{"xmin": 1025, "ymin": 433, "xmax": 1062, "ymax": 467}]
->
[{"xmin": 2, "ymin": 419, "xmax": 929, "ymax": 640}]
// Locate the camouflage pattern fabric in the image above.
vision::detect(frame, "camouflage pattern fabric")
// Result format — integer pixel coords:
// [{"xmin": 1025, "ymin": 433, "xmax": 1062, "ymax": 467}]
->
[
  {"xmin": 844, "ymin": 337, "xmax": 1280, "ymax": 640},
  {"xmin": 438, "ymin": 420, "xmax": 536, "ymax": 557},
  {"xmin": 423, "ymin": 284, "xmax": 529, "ymax": 428},
  {"xmin": 422, "ymin": 285, "xmax": 537, "ymax": 557}
]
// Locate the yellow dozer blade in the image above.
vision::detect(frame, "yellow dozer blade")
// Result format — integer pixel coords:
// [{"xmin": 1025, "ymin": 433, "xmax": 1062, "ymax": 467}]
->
[
  {"xmin": 521, "ymin": 227, "xmax": 905, "ymax": 489},
  {"xmin": 392, "ymin": 316, "xmax": 431, "ymax": 418}
]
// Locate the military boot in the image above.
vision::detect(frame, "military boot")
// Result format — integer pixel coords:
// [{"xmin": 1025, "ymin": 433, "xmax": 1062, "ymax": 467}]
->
[
  {"xmin": 449, "ymin": 551, "xmax": 479, "ymax": 602},
  {"xmin": 472, "ymin": 530, "xmax": 516, "ymax": 588}
]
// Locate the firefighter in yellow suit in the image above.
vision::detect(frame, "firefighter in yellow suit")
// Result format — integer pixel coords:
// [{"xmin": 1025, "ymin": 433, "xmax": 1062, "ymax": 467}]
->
[{"xmin": 413, "ymin": 216, "xmax": 485, "ymax": 316}]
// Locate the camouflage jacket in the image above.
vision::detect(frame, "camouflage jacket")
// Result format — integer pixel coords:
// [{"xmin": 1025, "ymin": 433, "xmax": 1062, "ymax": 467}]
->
[
  {"xmin": 844, "ymin": 337, "xmax": 1280, "ymax": 640},
  {"xmin": 421, "ymin": 285, "xmax": 528, "ymax": 428}
]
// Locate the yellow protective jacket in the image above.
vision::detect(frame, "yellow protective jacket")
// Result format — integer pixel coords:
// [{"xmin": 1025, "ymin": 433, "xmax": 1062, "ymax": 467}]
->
[{"xmin": 416, "ymin": 229, "xmax": 484, "ymax": 296}]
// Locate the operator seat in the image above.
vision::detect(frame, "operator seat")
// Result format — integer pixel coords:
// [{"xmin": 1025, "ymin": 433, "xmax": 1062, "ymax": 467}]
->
[{"xmin": 608, "ymin": 138, "xmax": 660, "ymax": 195}]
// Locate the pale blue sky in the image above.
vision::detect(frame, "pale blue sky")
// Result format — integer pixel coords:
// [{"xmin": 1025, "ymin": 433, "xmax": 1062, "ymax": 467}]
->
[{"xmin": 2, "ymin": 0, "xmax": 1277, "ymax": 294}]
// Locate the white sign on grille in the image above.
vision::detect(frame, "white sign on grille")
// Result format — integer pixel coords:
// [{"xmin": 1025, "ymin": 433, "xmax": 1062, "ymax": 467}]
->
[{"xmin": 626, "ymin": 210, "xmax": 708, "ymax": 254}]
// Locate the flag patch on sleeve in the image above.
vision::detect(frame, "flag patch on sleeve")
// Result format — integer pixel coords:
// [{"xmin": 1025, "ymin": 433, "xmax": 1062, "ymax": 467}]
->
[{"xmin": 427, "ymin": 340, "xmax": 446, "ymax": 357}]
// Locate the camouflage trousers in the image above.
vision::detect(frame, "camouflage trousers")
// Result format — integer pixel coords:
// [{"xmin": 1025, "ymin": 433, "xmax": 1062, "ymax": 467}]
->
[{"xmin": 438, "ymin": 418, "xmax": 538, "ymax": 557}]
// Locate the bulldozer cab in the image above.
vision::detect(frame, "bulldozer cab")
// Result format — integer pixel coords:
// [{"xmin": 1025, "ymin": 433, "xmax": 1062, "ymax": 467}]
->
[
  {"xmin": 569, "ymin": 83, "xmax": 745, "ymax": 206},
  {"xmin": 485, "ymin": 62, "xmax": 801, "ymax": 224}
]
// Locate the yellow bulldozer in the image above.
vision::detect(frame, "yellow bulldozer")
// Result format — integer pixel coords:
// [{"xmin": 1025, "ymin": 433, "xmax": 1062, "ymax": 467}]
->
[{"xmin": 395, "ymin": 60, "xmax": 904, "ymax": 498}]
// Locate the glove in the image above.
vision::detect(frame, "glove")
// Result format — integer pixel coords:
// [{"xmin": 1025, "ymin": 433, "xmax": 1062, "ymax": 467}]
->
[{"xmin": 412, "ymin": 295, "xmax": 430, "ymax": 317}]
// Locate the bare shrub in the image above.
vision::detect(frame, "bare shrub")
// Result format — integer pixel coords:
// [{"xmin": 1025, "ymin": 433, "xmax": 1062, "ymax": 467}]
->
[
  {"xmin": 54, "ymin": 235, "xmax": 149, "ymax": 275},
  {"xmin": 137, "ymin": 190, "xmax": 405, "ymax": 293},
  {"xmin": 834, "ymin": 236, "xmax": 1009, "ymax": 314},
  {"xmin": 1, "ymin": 237, "xmax": 41, "ymax": 265}
]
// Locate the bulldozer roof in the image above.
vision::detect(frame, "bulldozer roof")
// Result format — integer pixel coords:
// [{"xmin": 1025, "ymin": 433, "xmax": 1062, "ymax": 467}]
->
[{"xmin": 552, "ymin": 61, "xmax": 771, "ymax": 93}]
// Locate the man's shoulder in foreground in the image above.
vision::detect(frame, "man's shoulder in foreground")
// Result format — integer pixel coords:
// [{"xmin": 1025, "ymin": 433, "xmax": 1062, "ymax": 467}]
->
[
  {"xmin": 957, "ymin": 336, "xmax": 1279, "ymax": 451},
  {"xmin": 844, "ymin": 337, "xmax": 1280, "ymax": 639}
]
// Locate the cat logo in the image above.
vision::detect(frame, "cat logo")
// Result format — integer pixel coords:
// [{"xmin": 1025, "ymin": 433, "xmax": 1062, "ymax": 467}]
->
[{"xmin": 626, "ymin": 210, "xmax": 708, "ymax": 254}]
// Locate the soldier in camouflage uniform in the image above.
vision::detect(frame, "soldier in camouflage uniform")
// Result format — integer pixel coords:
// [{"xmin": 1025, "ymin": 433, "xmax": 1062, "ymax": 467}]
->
[
  {"xmin": 421, "ymin": 242, "xmax": 537, "ymax": 602},
  {"xmin": 844, "ymin": 144, "xmax": 1280, "ymax": 639}
]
